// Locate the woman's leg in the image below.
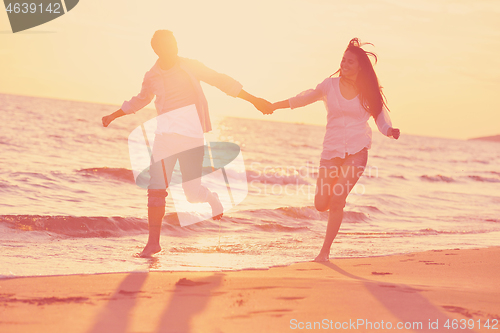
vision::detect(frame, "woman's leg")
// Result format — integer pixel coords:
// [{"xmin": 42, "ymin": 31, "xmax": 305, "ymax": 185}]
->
[
  {"xmin": 314, "ymin": 166, "xmax": 339, "ymax": 212},
  {"xmin": 315, "ymin": 165, "xmax": 365, "ymax": 262},
  {"xmin": 313, "ymin": 165, "xmax": 339, "ymax": 261}
]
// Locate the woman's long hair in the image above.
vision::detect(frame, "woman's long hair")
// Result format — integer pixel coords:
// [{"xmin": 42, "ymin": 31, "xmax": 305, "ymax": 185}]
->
[{"xmin": 332, "ymin": 38, "xmax": 388, "ymax": 119}]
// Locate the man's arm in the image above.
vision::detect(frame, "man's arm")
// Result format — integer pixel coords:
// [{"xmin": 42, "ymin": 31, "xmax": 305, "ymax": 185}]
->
[
  {"xmin": 185, "ymin": 58, "xmax": 243, "ymax": 97},
  {"xmin": 102, "ymin": 71, "xmax": 155, "ymax": 127},
  {"xmin": 184, "ymin": 58, "xmax": 273, "ymax": 114},
  {"xmin": 237, "ymin": 89, "xmax": 274, "ymax": 115},
  {"xmin": 102, "ymin": 109, "xmax": 126, "ymax": 127}
]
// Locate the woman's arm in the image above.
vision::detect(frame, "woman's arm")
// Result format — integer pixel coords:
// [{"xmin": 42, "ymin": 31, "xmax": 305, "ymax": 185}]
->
[
  {"xmin": 272, "ymin": 100, "xmax": 291, "ymax": 111},
  {"xmin": 375, "ymin": 108, "xmax": 400, "ymax": 139},
  {"xmin": 272, "ymin": 79, "xmax": 327, "ymax": 112},
  {"xmin": 387, "ymin": 127, "xmax": 400, "ymax": 139},
  {"xmin": 270, "ymin": 91, "xmax": 320, "ymax": 113}
]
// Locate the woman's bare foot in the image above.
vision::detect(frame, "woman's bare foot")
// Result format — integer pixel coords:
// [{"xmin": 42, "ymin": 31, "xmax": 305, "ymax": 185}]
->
[
  {"xmin": 138, "ymin": 243, "xmax": 161, "ymax": 258},
  {"xmin": 314, "ymin": 252, "xmax": 330, "ymax": 262},
  {"xmin": 208, "ymin": 192, "xmax": 223, "ymax": 220}
]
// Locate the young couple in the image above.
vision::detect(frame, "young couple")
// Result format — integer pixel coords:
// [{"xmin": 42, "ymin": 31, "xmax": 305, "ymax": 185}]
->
[{"xmin": 102, "ymin": 30, "xmax": 400, "ymax": 261}]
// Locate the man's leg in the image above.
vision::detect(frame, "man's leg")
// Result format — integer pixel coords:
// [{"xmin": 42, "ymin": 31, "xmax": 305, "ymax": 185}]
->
[
  {"xmin": 140, "ymin": 155, "xmax": 175, "ymax": 257},
  {"xmin": 139, "ymin": 203, "xmax": 165, "ymax": 258},
  {"xmin": 178, "ymin": 145, "xmax": 223, "ymax": 220}
]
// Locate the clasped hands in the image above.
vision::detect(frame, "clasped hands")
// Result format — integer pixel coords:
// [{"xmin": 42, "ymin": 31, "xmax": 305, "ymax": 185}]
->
[{"xmin": 252, "ymin": 97, "xmax": 276, "ymax": 115}]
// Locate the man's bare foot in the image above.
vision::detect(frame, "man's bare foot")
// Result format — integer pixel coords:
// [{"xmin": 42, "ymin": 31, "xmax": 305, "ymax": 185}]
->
[
  {"xmin": 314, "ymin": 252, "xmax": 330, "ymax": 262},
  {"xmin": 138, "ymin": 243, "xmax": 161, "ymax": 258},
  {"xmin": 209, "ymin": 192, "xmax": 223, "ymax": 220}
]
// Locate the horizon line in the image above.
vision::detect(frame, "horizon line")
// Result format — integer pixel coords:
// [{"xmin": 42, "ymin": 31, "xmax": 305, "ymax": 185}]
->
[{"xmin": 1, "ymin": 91, "xmax": 497, "ymax": 142}]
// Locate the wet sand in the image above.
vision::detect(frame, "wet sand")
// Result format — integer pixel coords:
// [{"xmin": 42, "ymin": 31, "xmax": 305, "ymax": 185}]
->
[{"xmin": 1, "ymin": 247, "xmax": 499, "ymax": 332}]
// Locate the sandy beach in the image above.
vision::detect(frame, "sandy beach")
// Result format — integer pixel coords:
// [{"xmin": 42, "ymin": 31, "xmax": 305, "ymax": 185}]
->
[
  {"xmin": 2, "ymin": 1, "xmax": 500, "ymax": 332},
  {"xmin": 1, "ymin": 247, "xmax": 499, "ymax": 333}
]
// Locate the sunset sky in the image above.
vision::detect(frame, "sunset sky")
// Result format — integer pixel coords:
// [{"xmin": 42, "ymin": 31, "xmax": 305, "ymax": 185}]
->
[{"xmin": 1, "ymin": 0, "xmax": 499, "ymax": 139}]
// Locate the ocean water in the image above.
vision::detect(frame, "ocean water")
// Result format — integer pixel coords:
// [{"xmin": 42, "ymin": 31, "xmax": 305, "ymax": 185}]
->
[{"xmin": 1, "ymin": 93, "xmax": 499, "ymax": 278}]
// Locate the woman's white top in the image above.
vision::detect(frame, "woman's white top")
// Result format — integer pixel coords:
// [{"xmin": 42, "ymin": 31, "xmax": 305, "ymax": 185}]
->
[{"xmin": 289, "ymin": 77, "xmax": 393, "ymax": 160}]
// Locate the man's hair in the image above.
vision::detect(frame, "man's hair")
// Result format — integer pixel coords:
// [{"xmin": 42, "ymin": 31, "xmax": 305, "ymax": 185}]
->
[{"xmin": 151, "ymin": 30, "xmax": 178, "ymax": 55}]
